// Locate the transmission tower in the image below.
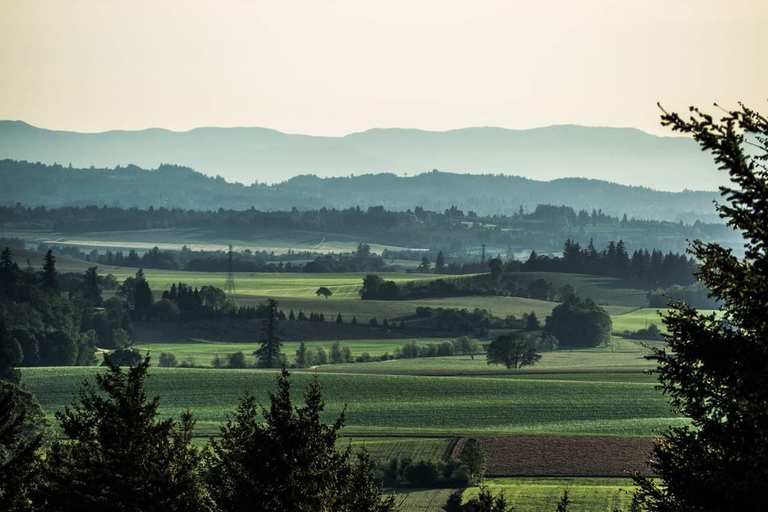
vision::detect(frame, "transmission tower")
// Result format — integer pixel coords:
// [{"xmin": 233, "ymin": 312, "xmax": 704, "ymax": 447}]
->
[{"xmin": 224, "ymin": 244, "xmax": 236, "ymax": 295}]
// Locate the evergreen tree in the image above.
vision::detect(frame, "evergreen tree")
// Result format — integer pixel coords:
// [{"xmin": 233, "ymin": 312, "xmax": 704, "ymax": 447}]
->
[
  {"xmin": 351, "ymin": 316, "xmax": 358, "ymax": 326},
  {"xmin": 0, "ymin": 382, "xmax": 46, "ymax": 512},
  {"xmin": 633, "ymin": 104, "xmax": 768, "ymax": 511},
  {"xmin": 0, "ymin": 248, "xmax": 19, "ymax": 298},
  {"xmin": 38, "ymin": 357, "xmax": 212, "ymax": 511},
  {"xmin": 82, "ymin": 266, "xmax": 103, "ymax": 307},
  {"xmin": 336, "ymin": 313, "xmax": 343, "ymax": 324},
  {"xmin": 0, "ymin": 317, "xmax": 22, "ymax": 384},
  {"xmin": 41, "ymin": 250, "xmax": 57, "ymax": 292},
  {"xmin": 435, "ymin": 251, "xmax": 446, "ymax": 274},
  {"xmin": 295, "ymin": 342, "xmax": 308, "ymax": 368},
  {"xmin": 555, "ymin": 490, "xmax": 570, "ymax": 512},
  {"xmin": 206, "ymin": 370, "xmax": 396, "ymax": 512},
  {"xmin": 254, "ymin": 299, "xmax": 283, "ymax": 368},
  {"xmin": 289, "ymin": 309, "xmax": 295, "ymax": 321},
  {"xmin": 133, "ymin": 268, "xmax": 153, "ymax": 312}
]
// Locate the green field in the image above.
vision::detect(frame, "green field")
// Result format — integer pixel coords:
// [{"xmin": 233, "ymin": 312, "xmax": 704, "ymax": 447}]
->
[
  {"xmin": 22, "ymin": 367, "xmax": 681, "ymax": 438},
  {"xmin": 348, "ymin": 437, "xmax": 451, "ymax": 462},
  {"xmin": 316, "ymin": 337, "xmax": 656, "ymax": 375},
  {"xmin": 8, "ymin": 228, "xmax": 415, "ymax": 255},
  {"xmin": 463, "ymin": 478, "xmax": 635, "ymax": 512},
  {"xmin": 133, "ymin": 339, "xmax": 417, "ymax": 366}
]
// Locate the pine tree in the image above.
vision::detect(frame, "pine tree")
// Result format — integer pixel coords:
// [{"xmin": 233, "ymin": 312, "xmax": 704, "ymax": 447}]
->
[
  {"xmin": 351, "ymin": 316, "xmax": 358, "ymax": 326},
  {"xmin": 295, "ymin": 342, "xmax": 308, "ymax": 368},
  {"xmin": 41, "ymin": 250, "xmax": 57, "ymax": 292},
  {"xmin": 336, "ymin": 313, "xmax": 343, "ymax": 324},
  {"xmin": 0, "ymin": 382, "xmax": 46, "ymax": 511},
  {"xmin": 38, "ymin": 357, "xmax": 212, "ymax": 511},
  {"xmin": 633, "ymin": 104, "xmax": 768, "ymax": 511},
  {"xmin": 435, "ymin": 251, "xmax": 446, "ymax": 274},
  {"xmin": 555, "ymin": 490, "xmax": 570, "ymax": 512},
  {"xmin": 254, "ymin": 299, "xmax": 283, "ymax": 368},
  {"xmin": 206, "ymin": 370, "xmax": 396, "ymax": 512},
  {"xmin": 82, "ymin": 266, "xmax": 103, "ymax": 307}
]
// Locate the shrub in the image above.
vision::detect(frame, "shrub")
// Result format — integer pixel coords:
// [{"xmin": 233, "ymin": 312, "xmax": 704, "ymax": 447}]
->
[{"xmin": 158, "ymin": 352, "xmax": 178, "ymax": 367}]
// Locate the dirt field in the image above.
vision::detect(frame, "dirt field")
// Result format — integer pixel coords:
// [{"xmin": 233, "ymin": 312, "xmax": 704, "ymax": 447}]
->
[{"xmin": 458, "ymin": 436, "xmax": 655, "ymax": 477}]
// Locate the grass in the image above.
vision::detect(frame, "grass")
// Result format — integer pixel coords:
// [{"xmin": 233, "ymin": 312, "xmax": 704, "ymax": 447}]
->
[
  {"xmin": 317, "ymin": 337, "xmax": 656, "ymax": 376},
  {"xmin": 611, "ymin": 307, "xmax": 719, "ymax": 334},
  {"xmin": 348, "ymin": 437, "xmax": 451, "ymax": 462},
  {"xmin": 390, "ymin": 488, "xmax": 458, "ymax": 512},
  {"xmin": 7, "ymin": 227, "xmax": 415, "ymax": 255},
  {"xmin": 132, "ymin": 339, "xmax": 420, "ymax": 366},
  {"xmin": 464, "ymin": 477, "xmax": 636, "ymax": 512},
  {"xmin": 22, "ymin": 367, "xmax": 681, "ymax": 438}
]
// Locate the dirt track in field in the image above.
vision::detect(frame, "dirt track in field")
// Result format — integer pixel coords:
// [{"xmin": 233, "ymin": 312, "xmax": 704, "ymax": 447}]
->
[{"xmin": 458, "ymin": 436, "xmax": 655, "ymax": 477}]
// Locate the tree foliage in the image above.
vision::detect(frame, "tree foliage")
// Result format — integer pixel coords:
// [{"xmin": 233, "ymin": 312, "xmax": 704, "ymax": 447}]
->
[
  {"xmin": 486, "ymin": 334, "xmax": 541, "ymax": 369},
  {"xmin": 206, "ymin": 369, "xmax": 396, "ymax": 512},
  {"xmin": 254, "ymin": 299, "xmax": 283, "ymax": 368},
  {"xmin": 633, "ymin": 104, "xmax": 768, "ymax": 511},
  {"xmin": 544, "ymin": 296, "xmax": 612, "ymax": 348},
  {"xmin": 37, "ymin": 356, "xmax": 212, "ymax": 511}
]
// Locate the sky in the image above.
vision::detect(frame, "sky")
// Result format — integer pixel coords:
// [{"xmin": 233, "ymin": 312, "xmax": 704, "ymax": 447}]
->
[{"xmin": 1, "ymin": 0, "xmax": 766, "ymax": 136}]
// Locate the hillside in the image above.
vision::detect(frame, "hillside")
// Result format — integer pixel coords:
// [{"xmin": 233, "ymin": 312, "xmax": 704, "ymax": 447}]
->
[
  {"xmin": 0, "ymin": 121, "xmax": 720, "ymax": 191},
  {"xmin": 0, "ymin": 159, "xmax": 721, "ymax": 221}
]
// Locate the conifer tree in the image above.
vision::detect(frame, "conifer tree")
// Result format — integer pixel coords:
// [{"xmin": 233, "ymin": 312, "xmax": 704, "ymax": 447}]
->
[
  {"xmin": 41, "ymin": 250, "xmax": 57, "ymax": 292},
  {"xmin": 38, "ymin": 356, "xmax": 212, "ymax": 512},
  {"xmin": 254, "ymin": 299, "xmax": 283, "ymax": 368},
  {"xmin": 633, "ymin": 104, "xmax": 768, "ymax": 511},
  {"xmin": 0, "ymin": 382, "xmax": 46, "ymax": 512},
  {"xmin": 206, "ymin": 370, "xmax": 396, "ymax": 512}
]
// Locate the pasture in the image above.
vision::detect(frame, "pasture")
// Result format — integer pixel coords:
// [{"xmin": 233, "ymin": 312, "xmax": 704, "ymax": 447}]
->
[
  {"xmin": 463, "ymin": 478, "xmax": 636, "ymax": 512},
  {"xmin": 22, "ymin": 366, "xmax": 681, "ymax": 438},
  {"xmin": 7, "ymin": 227, "xmax": 415, "ymax": 255}
]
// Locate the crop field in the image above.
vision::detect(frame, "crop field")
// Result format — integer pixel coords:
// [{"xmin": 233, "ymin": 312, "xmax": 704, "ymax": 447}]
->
[
  {"xmin": 22, "ymin": 367, "xmax": 681, "ymax": 438},
  {"xmin": 317, "ymin": 337, "xmax": 656, "ymax": 376},
  {"xmin": 7, "ymin": 228, "xmax": 415, "ymax": 255},
  {"xmin": 391, "ymin": 488, "xmax": 458, "ymax": 512},
  {"xmin": 132, "ymin": 339, "xmax": 420, "ymax": 366},
  {"xmin": 463, "ymin": 478, "xmax": 636, "ymax": 512},
  {"xmin": 347, "ymin": 437, "xmax": 452, "ymax": 462},
  {"xmin": 109, "ymin": 270, "xmax": 448, "ymax": 300},
  {"xmin": 611, "ymin": 307, "xmax": 720, "ymax": 334}
]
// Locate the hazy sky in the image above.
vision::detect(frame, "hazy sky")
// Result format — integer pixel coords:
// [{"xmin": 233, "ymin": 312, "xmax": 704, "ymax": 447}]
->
[{"xmin": 1, "ymin": 0, "xmax": 766, "ymax": 136}]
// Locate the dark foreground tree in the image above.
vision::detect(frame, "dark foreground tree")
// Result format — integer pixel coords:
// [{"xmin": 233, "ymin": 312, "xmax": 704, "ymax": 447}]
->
[
  {"xmin": 0, "ymin": 382, "xmax": 47, "ymax": 512},
  {"xmin": 37, "ymin": 356, "xmax": 212, "ymax": 512},
  {"xmin": 254, "ymin": 298, "xmax": 283, "ymax": 368},
  {"xmin": 206, "ymin": 369, "xmax": 397, "ymax": 512},
  {"xmin": 633, "ymin": 105, "xmax": 768, "ymax": 511},
  {"xmin": 442, "ymin": 487, "xmax": 514, "ymax": 512},
  {"xmin": 486, "ymin": 334, "xmax": 541, "ymax": 369}
]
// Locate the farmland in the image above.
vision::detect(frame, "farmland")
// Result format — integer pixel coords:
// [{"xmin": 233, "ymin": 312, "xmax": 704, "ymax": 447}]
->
[{"xmin": 22, "ymin": 366, "xmax": 682, "ymax": 438}]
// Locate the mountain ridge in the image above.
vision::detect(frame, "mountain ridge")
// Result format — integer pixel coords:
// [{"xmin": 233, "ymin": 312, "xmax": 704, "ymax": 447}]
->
[{"xmin": 0, "ymin": 121, "xmax": 720, "ymax": 191}]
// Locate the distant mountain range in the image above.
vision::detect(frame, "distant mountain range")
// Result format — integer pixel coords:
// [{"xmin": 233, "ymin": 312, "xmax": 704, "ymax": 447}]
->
[
  {"xmin": 0, "ymin": 121, "xmax": 722, "ymax": 191},
  {"xmin": 0, "ymin": 160, "xmax": 723, "ymax": 222}
]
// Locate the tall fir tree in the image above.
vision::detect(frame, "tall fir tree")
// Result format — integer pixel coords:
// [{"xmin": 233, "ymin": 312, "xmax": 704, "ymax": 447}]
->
[
  {"xmin": 206, "ymin": 370, "xmax": 396, "ymax": 512},
  {"xmin": 41, "ymin": 250, "xmax": 57, "ymax": 292},
  {"xmin": 37, "ymin": 357, "xmax": 213, "ymax": 512},
  {"xmin": 254, "ymin": 298, "xmax": 283, "ymax": 368},
  {"xmin": 633, "ymin": 104, "xmax": 768, "ymax": 511}
]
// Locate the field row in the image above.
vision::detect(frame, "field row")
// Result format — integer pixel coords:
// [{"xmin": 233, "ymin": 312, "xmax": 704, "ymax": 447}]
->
[{"xmin": 22, "ymin": 367, "xmax": 682, "ymax": 438}]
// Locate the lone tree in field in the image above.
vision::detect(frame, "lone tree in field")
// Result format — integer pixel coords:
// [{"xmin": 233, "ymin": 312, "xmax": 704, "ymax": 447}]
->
[
  {"xmin": 206, "ymin": 370, "xmax": 397, "ymax": 512},
  {"xmin": 254, "ymin": 298, "xmax": 283, "ymax": 368},
  {"xmin": 316, "ymin": 286, "xmax": 333, "ymax": 299},
  {"xmin": 486, "ymin": 334, "xmax": 541, "ymax": 369},
  {"xmin": 459, "ymin": 438, "xmax": 487, "ymax": 484},
  {"xmin": 544, "ymin": 296, "xmax": 612, "ymax": 348},
  {"xmin": 38, "ymin": 356, "xmax": 212, "ymax": 511},
  {"xmin": 632, "ymin": 104, "xmax": 768, "ymax": 512}
]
